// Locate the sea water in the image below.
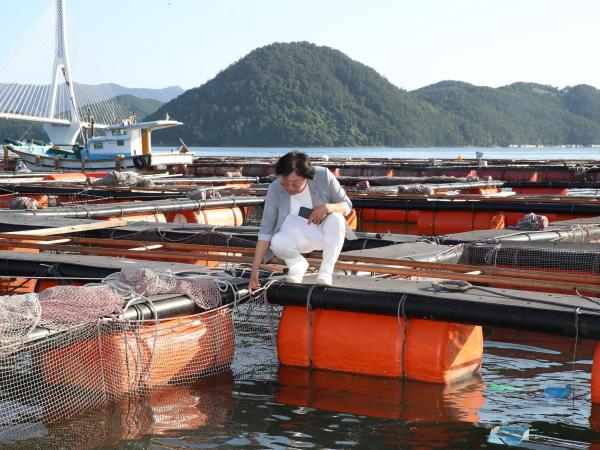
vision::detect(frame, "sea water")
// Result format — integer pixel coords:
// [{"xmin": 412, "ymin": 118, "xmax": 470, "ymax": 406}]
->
[
  {"xmin": 8, "ymin": 312, "xmax": 597, "ymax": 449},
  {"xmin": 171, "ymin": 146, "xmax": 600, "ymax": 160},
  {"xmin": 3, "ymin": 147, "xmax": 600, "ymax": 449}
]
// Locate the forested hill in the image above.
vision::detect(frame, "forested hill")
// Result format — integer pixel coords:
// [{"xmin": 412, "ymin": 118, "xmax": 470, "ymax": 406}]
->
[
  {"xmin": 147, "ymin": 42, "xmax": 467, "ymax": 146},
  {"xmin": 148, "ymin": 42, "xmax": 600, "ymax": 147},
  {"xmin": 412, "ymin": 81, "xmax": 600, "ymax": 146}
]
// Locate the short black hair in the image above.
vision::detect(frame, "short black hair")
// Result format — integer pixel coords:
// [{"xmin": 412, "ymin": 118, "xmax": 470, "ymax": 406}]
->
[{"xmin": 275, "ymin": 151, "xmax": 315, "ymax": 179}]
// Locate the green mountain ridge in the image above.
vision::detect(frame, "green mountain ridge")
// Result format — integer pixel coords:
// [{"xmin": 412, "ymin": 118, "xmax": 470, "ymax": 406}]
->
[
  {"xmin": 148, "ymin": 42, "xmax": 469, "ymax": 146},
  {"xmin": 148, "ymin": 42, "xmax": 600, "ymax": 147}
]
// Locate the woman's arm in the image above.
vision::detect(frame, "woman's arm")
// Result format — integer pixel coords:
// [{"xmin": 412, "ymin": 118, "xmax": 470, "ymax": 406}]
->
[{"xmin": 249, "ymin": 239, "xmax": 271, "ymax": 291}]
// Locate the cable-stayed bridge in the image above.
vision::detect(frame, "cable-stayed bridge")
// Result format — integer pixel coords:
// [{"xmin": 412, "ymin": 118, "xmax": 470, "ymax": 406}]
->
[{"xmin": 0, "ymin": 0, "xmax": 129, "ymax": 145}]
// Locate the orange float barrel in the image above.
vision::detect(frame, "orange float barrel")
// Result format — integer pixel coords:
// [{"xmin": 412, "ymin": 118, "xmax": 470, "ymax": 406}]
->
[
  {"xmin": 165, "ymin": 207, "xmax": 244, "ymax": 226},
  {"xmin": 117, "ymin": 213, "xmax": 167, "ymax": 223},
  {"xmin": 43, "ymin": 173, "xmax": 89, "ymax": 182},
  {"xmin": 589, "ymin": 342, "xmax": 600, "ymax": 404},
  {"xmin": 417, "ymin": 210, "xmax": 505, "ymax": 235},
  {"xmin": 359, "ymin": 220, "xmax": 419, "ymax": 234},
  {"xmin": 462, "ymin": 187, "xmax": 501, "ymax": 195},
  {"xmin": 345, "ymin": 208, "xmax": 358, "ymax": 231},
  {"xmin": 512, "ymin": 187, "xmax": 569, "ymax": 195},
  {"xmin": 277, "ymin": 306, "xmax": 482, "ymax": 384},
  {"xmin": 359, "ymin": 208, "xmax": 408, "ymax": 222},
  {"xmin": 41, "ymin": 309, "xmax": 235, "ymax": 396}
]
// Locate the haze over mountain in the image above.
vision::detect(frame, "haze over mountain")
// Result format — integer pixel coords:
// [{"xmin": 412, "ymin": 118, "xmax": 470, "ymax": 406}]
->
[{"xmin": 85, "ymin": 84, "xmax": 184, "ymax": 103}]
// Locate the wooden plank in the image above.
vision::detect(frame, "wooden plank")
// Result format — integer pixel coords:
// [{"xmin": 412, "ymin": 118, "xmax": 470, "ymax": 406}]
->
[
  {"xmin": 2, "ymin": 232, "xmax": 600, "ymax": 285},
  {"xmin": 4, "ymin": 219, "xmax": 129, "ymax": 236},
  {"xmin": 0, "ymin": 238, "xmax": 598, "ymax": 295}
]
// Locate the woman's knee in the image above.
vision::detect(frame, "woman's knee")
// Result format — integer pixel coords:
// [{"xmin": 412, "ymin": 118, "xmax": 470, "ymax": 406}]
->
[
  {"xmin": 322, "ymin": 212, "xmax": 346, "ymax": 232},
  {"xmin": 270, "ymin": 232, "xmax": 296, "ymax": 255}
]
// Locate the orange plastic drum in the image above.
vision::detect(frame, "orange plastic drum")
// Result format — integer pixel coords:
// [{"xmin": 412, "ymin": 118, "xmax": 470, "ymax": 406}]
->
[
  {"xmin": 165, "ymin": 207, "xmax": 244, "ymax": 226},
  {"xmin": 345, "ymin": 209, "xmax": 358, "ymax": 230},
  {"xmin": 41, "ymin": 309, "xmax": 235, "ymax": 395},
  {"xmin": 417, "ymin": 210, "xmax": 505, "ymax": 235},
  {"xmin": 277, "ymin": 306, "xmax": 483, "ymax": 384}
]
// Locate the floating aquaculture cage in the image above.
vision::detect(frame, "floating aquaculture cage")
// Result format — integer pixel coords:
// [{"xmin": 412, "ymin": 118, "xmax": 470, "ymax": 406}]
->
[
  {"xmin": 461, "ymin": 241, "xmax": 600, "ymax": 275},
  {"xmin": 0, "ymin": 266, "xmax": 280, "ymax": 443}
]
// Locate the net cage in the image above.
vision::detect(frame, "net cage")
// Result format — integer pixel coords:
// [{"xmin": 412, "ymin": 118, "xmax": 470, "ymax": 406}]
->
[
  {"xmin": 0, "ymin": 266, "xmax": 281, "ymax": 445},
  {"xmin": 460, "ymin": 225, "xmax": 600, "ymax": 275}
]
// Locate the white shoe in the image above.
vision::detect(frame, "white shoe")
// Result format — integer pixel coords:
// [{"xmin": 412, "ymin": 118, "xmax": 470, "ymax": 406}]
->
[
  {"xmin": 286, "ymin": 258, "xmax": 309, "ymax": 283},
  {"xmin": 287, "ymin": 274, "xmax": 304, "ymax": 283},
  {"xmin": 315, "ymin": 274, "xmax": 332, "ymax": 286}
]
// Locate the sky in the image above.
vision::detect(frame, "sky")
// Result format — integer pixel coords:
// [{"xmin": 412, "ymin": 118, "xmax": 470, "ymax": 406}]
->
[{"xmin": 0, "ymin": 0, "xmax": 599, "ymax": 92}]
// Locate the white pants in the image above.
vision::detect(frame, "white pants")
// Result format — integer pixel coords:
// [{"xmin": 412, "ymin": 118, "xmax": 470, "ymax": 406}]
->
[{"xmin": 270, "ymin": 213, "xmax": 346, "ymax": 278}]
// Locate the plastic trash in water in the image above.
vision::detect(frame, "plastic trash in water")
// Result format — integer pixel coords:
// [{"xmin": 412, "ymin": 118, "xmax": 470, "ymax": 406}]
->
[
  {"xmin": 488, "ymin": 425, "xmax": 529, "ymax": 446},
  {"xmin": 543, "ymin": 384, "xmax": 572, "ymax": 399},
  {"xmin": 488, "ymin": 384, "xmax": 522, "ymax": 392}
]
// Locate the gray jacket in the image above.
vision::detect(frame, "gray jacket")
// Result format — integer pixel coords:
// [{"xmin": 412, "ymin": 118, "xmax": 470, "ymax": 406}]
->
[{"xmin": 258, "ymin": 166, "xmax": 355, "ymax": 260}]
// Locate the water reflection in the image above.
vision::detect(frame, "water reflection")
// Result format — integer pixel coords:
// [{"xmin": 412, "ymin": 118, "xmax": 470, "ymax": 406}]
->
[
  {"xmin": 2, "ymin": 326, "xmax": 600, "ymax": 448},
  {"xmin": 276, "ymin": 366, "xmax": 484, "ymax": 423},
  {"xmin": 2, "ymin": 373, "xmax": 235, "ymax": 449}
]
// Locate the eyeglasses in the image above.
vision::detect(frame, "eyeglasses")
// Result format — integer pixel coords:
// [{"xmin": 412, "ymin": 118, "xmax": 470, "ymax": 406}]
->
[{"xmin": 281, "ymin": 178, "xmax": 306, "ymax": 189}]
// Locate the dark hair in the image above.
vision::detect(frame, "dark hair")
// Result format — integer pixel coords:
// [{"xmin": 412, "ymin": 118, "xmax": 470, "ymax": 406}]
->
[{"xmin": 275, "ymin": 151, "xmax": 315, "ymax": 179}]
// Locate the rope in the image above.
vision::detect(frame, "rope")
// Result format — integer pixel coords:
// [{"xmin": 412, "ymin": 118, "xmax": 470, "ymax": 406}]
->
[
  {"xmin": 571, "ymin": 307, "xmax": 581, "ymax": 407},
  {"xmin": 396, "ymin": 293, "xmax": 408, "ymax": 380},
  {"xmin": 305, "ymin": 284, "xmax": 318, "ymax": 369}
]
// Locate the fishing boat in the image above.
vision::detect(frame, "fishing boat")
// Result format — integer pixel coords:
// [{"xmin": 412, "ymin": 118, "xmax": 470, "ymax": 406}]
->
[
  {"xmin": 5, "ymin": 117, "xmax": 194, "ymax": 172},
  {"xmin": 0, "ymin": 0, "xmax": 193, "ymax": 173}
]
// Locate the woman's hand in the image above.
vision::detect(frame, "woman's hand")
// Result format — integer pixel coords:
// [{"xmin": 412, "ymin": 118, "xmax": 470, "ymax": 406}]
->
[
  {"xmin": 248, "ymin": 270, "xmax": 261, "ymax": 292},
  {"xmin": 308, "ymin": 204, "xmax": 330, "ymax": 224}
]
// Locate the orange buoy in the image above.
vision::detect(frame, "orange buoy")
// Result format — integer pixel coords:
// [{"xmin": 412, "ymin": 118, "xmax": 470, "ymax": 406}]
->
[
  {"xmin": 417, "ymin": 210, "xmax": 505, "ymax": 235},
  {"xmin": 165, "ymin": 207, "xmax": 244, "ymax": 226},
  {"xmin": 463, "ymin": 187, "xmax": 501, "ymax": 195},
  {"xmin": 345, "ymin": 209, "xmax": 358, "ymax": 231},
  {"xmin": 41, "ymin": 309, "xmax": 235, "ymax": 395},
  {"xmin": 589, "ymin": 342, "xmax": 600, "ymax": 404},
  {"xmin": 512, "ymin": 188, "xmax": 568, "ymax": 196},
  {"xmin": 43, "ymin": 173, "xmax": 88, "ymax": 182},
  {"xmin": 359, "ymin": 220, "xmax": 419, "ymax": 234},
  {"xmin": 116, "ymin": 213, "xmax": 167, "ymax": 223},
  {"xmin": 277, "ymin": 306, "xmax": 483, "ymax": 383},
  {"xmin": 0, "ymin": 277, "xmax": 37, "ymax": 294},
  {"xmin": 359, "ymin": 209, "xmax": 407, "ymax": 222},
  {"xmin": 83, "ymin": 172, "xmax": 108, "ymax": 179}
]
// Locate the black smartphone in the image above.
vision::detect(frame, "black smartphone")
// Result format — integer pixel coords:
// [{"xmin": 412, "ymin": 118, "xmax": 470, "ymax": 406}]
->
[{"xmin": 298, "ymin": 206, "xmax": 313, "ymax": 219}]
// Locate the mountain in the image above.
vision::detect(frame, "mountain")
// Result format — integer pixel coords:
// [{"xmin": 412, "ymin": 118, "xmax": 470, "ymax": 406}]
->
[
  {"xmin": 0, "ymin": 120, "xmax": 46, "ymax": 143},
  {"xmin": 147, "ymin": 42, "xmax": 600, "ymax": 147},
  {"xmin": 146, "ymin": 42, "xmax": 467, "ymax": 146},
  {"xmin": 113, "ymin": 94, "xmax": 164, "ymax": 120},
  {"xmin": 82, "ymin": 84, "xmax": 184, "ymax": 103},
  {"xmin": 5, "ymin": 42, "xmax": 600, "ymax": 147},
  {"xmin": 413, "ymin": 81, "xmax": 600, "ymax": 145}
]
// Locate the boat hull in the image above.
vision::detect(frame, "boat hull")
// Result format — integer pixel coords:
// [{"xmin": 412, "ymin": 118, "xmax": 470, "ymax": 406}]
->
[{"xmin": 8, "ymin": 146, "xmax": 194, "ymax": 172}]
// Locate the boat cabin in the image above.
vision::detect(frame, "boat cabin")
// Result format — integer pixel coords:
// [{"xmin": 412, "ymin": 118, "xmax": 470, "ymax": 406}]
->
[{"xmin": 84, "ymin": 119, "xmax": 182, "ymax": 160}]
